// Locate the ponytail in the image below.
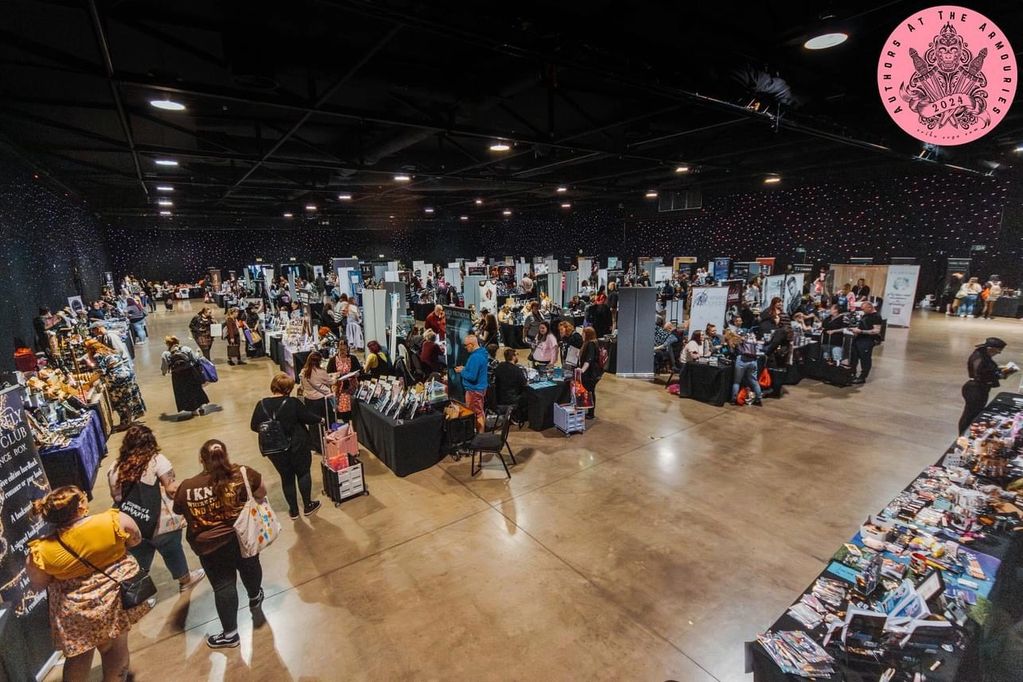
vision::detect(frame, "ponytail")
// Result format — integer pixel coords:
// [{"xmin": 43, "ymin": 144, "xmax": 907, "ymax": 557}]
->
[{"xmin": 199, "ymin": 439, "xmax": 239, "ymax": 507}]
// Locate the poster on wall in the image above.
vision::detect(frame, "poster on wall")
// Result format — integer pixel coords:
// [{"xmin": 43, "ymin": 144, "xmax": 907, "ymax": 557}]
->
[
  {"xmin": 312, "ymin": 265, "xmax": 325, "ymax": 280},
  {"xmin": 762, "ymin": 274, "xmax": 785, "ymax": 308},
  {"xmin": 688, "ymin": 287, "xmax": 729, "ymax": 336},
  {"xmin": 444, "ymin": 306, "xmax": 474, "ymax": 401},
  {"xmin": 783, "ymin": 273, "xmax": 805, "ymax": 316},
  {"xmin": 723, "ymin": 280, "xmax": 744, "ymax": 311},
  {"xmin": 607, "ymin": 256, "xmax": 620, "ymax": 269},
  {"xmin": 732, "ymin": 262, "xmax": 752, "ymax": 280},
  {"xmin": 478, "ymin": 280, "xmax": 498, "ymax": 314},
  {"xmin": 673, "ymin": 256, "xmax": 697, "ymax": 273},
  {"xmin": 756, "ymin": 257, "xmax": 775, "ymax": 276},
  {"xmin": 882, "ymin": 264, "xmax": 921, "ymax": 327},
  {"xmin": 66, "ymin": 295, "xmax": 85, "ymax": 316},
  {"xmin": 712, "ymin": 258, "xmax": 731, "ymax": 281}
]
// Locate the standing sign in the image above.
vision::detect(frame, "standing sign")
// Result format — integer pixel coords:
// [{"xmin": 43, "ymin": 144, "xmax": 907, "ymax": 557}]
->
[
  {"xmin": 762, "ymin": 274, "xmax": 785, "ymax": 308},
  {"xmin": 946, "ymin": 257, "xmax": 971, "ymax": 282},
  {"xmin": 688, "ymin": 287, "xmax": 729, "ymax": 337},
  {"xmin": 444, "ymin": 307, "xmax": 474, "ymax": 401},
  {"xmin": 783, "ymin": 273, "xmax": 805, "ymax": 316},
  {"xmin": 712, "ymin": 258, "xmax": 731, "ymax": 282},
  {"xmin": 479, "ymin": 280, "xmax": 498, "ymax": 314},
  {"xmin": 882, "ymin": 264, "xmax": 921, "ymax": 327}
]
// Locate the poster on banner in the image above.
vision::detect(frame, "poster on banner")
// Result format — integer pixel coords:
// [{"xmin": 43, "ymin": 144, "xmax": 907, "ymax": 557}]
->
[
  {"xmin": 478, "ymin": 280, "xmax": 498, "ymax": 313},
  {"xmin": 444, "ymin": 306, "xmax": 474, "ymax": 400},
  {"xmin": 712, "ymin": 258, "xmax": 731, "ymax": 281},
  {"xmin": 783, "ymin": 273, "xmax": 804, "ymax": 316},
  {"xmin": 673, "ymin": 256, "xmax": 697, "ymax": 273},
  {"xmin": 762, "ymin": 275, "xmax": 785, "ymax": 308},
  {"xmin": 688, "ymin": 287, "xmax": 729, "ymax": 337},
  {"xmin": 732, "ymin": 262, "xmax": 751, "ymax": 280},
  {"xmin": 654, "ymin": 266, "xmax": 673, "ymax": 283},
  {"xmin": 467, "ymin": 265, "xmax": 486, "ymax": 276},
  {"xmin": 66, "ymin": 295, "xmax": 85, "ymax": 316},
  {"xmin": 723, "ymin": 280, "xmax": 744, "ymax": 312},
  {"xmin": 607, "ymin": 256, "xmax": 620, "ymax": 269},
  {"xmin": 882, "ymin": 265, "xmax": 920, "ymax": 327},
  {"xmin": 756, "ymin": 257, "xmax": 775, "ymax": 276}
]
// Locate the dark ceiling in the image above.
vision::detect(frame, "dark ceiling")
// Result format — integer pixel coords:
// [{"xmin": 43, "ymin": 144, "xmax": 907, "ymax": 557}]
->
[{"xmin": 2, "ymin": 0, "xmax": 1022, "ymax": 224}]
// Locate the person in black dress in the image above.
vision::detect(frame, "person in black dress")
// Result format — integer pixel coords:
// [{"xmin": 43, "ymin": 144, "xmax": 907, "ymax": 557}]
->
[
  {"xmin": 848, "ymin": 301, "xmax": 883, "ymax": 384},
  {"xmin": 161, "ymin": 336, "xmax": 209, "ymax": 416},
  {"xmin": 577, "ymin": 327, "xmax": 603, "ymax": 420},
  {"xmin": 958, "ymin": 337, "xmax": 1016, "ymax": 434},
  {"xmin": 249, "ymin": 373, "xmax": 323, "ymax": 520}
]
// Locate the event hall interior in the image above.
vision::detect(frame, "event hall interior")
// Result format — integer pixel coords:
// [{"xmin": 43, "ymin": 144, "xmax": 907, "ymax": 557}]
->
[{"xmin": 1, "ymin": 1, "xmax": 1023, "ymax": 680}]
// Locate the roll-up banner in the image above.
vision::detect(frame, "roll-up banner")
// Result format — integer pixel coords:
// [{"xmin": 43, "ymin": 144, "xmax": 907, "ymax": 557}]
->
[
  {"xmin": 712, "ymin": 257, "xmax": 731, "ymax": 281},
  {"xmin": 762, "ymin": 275, "xmax": 785, "ymax": 308},
  {"xmin": 688, "ymin": 287, "xmax": 729, "ymax": 337},
  {"xmin": 882, "ymin": 265, "xmax": 921, "ymax": 327},
  {"xmin": 783, "ymin": 273, "xmax": 805, "ymax": 316},
  {"xmin": 444, "ymin": 306, "xmax": 474, "ymax": 400},
  {"xmin": 479, "ymin": 280, "xmax": 498, "ymax": 314}
]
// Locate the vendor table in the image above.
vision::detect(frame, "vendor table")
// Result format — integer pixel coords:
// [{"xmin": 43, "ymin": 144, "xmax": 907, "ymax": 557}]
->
[
  {"xmin": 992, "ymin": 296, "xmax": 1021, "ymax": 318},
  {"xmin": 750, "ymin": 392, "xmax": 1023, "ymax": 682},
  {"xmin": 676, "ymin": 362, "xmax": 733, "ymax": 406},
  {"xmin": 268, "ymin": 333, "xmax": 282, "ymax": 366},
  {"xmin": 351, "ymin": 400, "xmax": 445, "ymax": 477},
  {"xmin": 38, "ymin": 411, "xmax": 106, "ymax": 498},
  {"xmin": 791, "ymin": 341, "xmax": 854, "ymax": 387},
  {"xmin": 501, "ymin": 323, "xmax": 531, "ymax": 349},
  {"xmin": 525, "ymin": 380, "xmax": 571, "ymax": 431}
]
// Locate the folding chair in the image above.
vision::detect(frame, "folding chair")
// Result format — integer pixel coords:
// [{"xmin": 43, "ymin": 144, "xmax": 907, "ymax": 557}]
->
[{"xmin": 469, "ymin": 406, "xmax": 517, "ymax": 478}]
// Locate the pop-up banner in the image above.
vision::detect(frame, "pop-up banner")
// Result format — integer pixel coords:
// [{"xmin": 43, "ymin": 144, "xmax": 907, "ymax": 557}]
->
[
  {"xmin": 882, "ymin": 264, "xmax": 920, "ymax": 327},
  {"xmin": 688, "ymin": 286, "xmax": 729, "ymax": 337}
]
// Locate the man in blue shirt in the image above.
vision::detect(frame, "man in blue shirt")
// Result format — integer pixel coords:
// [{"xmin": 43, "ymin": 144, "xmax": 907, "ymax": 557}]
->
[{"xmin": 455, "ymin": 333, "xmax": 489, "ymax": 431}]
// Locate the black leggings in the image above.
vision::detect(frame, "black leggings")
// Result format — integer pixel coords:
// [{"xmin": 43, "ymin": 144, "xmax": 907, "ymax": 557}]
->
[
  {"xmin": 198, "ymin": 536, "xmax": 262, "ymax": 633},
  {"xmin": 267, "ymin": 447, "xmax": 313, "ymax": 514},
  {"xmin": 582, "ymin": 376, "xmax": 599, "ymax": 417},
  {"xmin": 959, "ymin": 381, "xmax": 991, "ymax": 434}
]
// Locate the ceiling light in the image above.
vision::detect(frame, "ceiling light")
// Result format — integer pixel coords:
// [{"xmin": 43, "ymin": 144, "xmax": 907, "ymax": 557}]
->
[
  {"xmin": 675, "ymin": 165, "xmax": 690, "ymax": 173},
  {"xmin": 645, "ymin": 190, "xmax": 658, "ymax": 198},
  {"xmin": 389, "ymin": 215, "xmax": 395, "ymax": 219},
  {"xmin": 157, "ymin": 199, "xmax": 173, "ymax": 206},
  {"xmin": 460, "ymin": 215, "xmax": 469, "ymax": 221},
  {"xmin": 424, "ymin": 207, "xmax": 434, "ymax": 213},
  {"xmin": 283, "ymin": 212, "xmax": 293, "ymax": 218},
  {"xmin": 338, "ymin": 193, "xmax": 352, "ymax": 200},
  {"xmin": 149, "ymin": 99, "xmax": 186, "ymax": 111},
  {"xmin": 1014, "ymin": 145, "xmax": 1023, "ymax": 153},
  {"xmin": 489, "ymin": 142, "xmax": 511, "ymax": 152},
  {"xmin": 556, "ymin": 186, "xmax": 568, "ymax": 193},
  {"xmin": 394, "ymin": 174, "xmax": 411, "ymax": 182},
  {"xmin": 764, "ymin": 176, "xmax": 782, "ymax": 184},
  {"xmin": 156, "ymin": 185, "xmax": 174, "ymax": 192},
  {"xmin": 378, "ymin": 254, "xmax": 385, "ymax": 258},
  {"xmin": 561, "ymin": 203, "xmax": 571, "ymax": 208},
  {"xmin": 803, "ymin": 32, "xmax": 848, "ymax": 50},
  {"xmin": 474, "ymin": 198, "xmax": 483, "ymax": 205},
  {"xmin": 305, "ymin": 204, "xmax": 317, "ymax": 210},
  {"xmin": 159, "ymin": 210, "xmax": 172, "ymax": 216},
  {"xmin": 502, "ymin": 209, "xmax": 512, "ymax": 216},
  {"xmin": 154, "ymin": 159, "xmax": 178, "ymax": 166}
]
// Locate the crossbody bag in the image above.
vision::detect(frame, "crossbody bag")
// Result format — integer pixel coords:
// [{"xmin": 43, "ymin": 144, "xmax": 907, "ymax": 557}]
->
[{"xmin": 54, "ymin": 534, "xmax": 156, "ymax": 609}]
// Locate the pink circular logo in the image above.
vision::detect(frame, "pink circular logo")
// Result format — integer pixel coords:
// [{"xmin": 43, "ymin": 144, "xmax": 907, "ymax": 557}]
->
[{"xmin": 877, "ymin": 6, "xmax": 1016, "ymax": 145}]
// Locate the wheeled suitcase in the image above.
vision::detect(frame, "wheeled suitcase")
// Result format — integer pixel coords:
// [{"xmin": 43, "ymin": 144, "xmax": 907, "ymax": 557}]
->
[{"xmin": 321, "ymin": 455, "xmax": 367, "ymax": 506}]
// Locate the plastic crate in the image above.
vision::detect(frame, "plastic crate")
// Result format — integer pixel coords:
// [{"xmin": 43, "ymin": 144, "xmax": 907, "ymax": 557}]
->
[
  {"xmin": 321, "ymin": 458, "xmax": 367, "ymax": 505},
  {"xmin": 553, "ymin": 403, "xmax": 585, "ymax": 436}
]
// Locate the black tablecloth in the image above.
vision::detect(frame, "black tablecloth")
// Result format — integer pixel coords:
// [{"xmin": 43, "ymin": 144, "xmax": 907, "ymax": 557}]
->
[
  {"xmin": 993, "ymin": 297, "xmax": 1022, "ymax": 318},
  {"xmin": 501, "ymin": 323, "xmax": 531, "ymax": 349},
  {"xmin": 677, "ymin": 362, "xmax": 732, "ymax": 406},
  {"xmin": 352, "ymin": 400, "xmax": 445, "ymax": 477},
  {"xmin": 269, "ymin": 334, "xmax": 282, "ymax": 366},
  {"xmin": 526, "ymin": 381, "xmax": 571, "ymax": 431},
  {"xmin": 792, "ymin": 342, "xmax": 854, "ymax": 387}
]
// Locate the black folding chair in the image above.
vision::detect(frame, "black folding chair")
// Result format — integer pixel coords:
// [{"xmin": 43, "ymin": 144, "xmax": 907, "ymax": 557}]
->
[{"xmin": 469, "ymin": 406, "xmax": 517, "ymax": 478}]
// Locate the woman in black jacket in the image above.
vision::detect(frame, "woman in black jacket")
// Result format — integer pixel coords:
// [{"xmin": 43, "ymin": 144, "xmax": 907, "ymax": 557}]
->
[
  {"xmin": 249, "ymin": 373, "xmax": 323, "ymax": 520},
  {"xmin": 577, "ymin": 327, "xmax": 603, "ymax": 420}
]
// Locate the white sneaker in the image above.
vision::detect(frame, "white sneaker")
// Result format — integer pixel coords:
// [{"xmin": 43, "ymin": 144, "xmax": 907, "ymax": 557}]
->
[{"xmin": 179, "ymin": 568, "xmax": 206, "ymax": 592}]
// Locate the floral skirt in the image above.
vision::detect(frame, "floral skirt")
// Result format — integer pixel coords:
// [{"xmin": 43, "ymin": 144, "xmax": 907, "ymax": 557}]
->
[
  {"xmin": 108, "ymin": 379, "xmax": 146, "ymax": 420},
  {"xmin": 48, "ymin": 555, "xmax": 153, "ymax": 657}
]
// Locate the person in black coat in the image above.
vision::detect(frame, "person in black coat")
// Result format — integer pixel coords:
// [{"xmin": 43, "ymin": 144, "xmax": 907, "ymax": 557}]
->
[
  {"xmin": 494, "ymin": 348, "xmax": 528, "ymax": 422},
  {"xmin": 959, "ymin": 337, "xmax": 1016, "ymax": 434},
  {"xmin": 586, "ymin": 301, "xmax": 613, "ymax": 338},
  {"xmin": 249, "ymin": 373, "xmax": 323, "ymax": 519}
]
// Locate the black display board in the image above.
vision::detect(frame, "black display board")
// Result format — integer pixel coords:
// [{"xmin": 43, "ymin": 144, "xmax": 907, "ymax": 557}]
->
[{"xmin": 444, "ymin": 306, "xmax": 474, "ymax": 401}]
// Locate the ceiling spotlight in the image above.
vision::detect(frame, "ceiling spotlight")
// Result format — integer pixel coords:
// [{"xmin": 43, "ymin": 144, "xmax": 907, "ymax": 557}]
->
[
  {"xmin": 424, "ymin": 207, "xmax": 434, "ymax": 214},
  {"xmin": 460, "ymin": 215, "xmax": 469, "ymax": 221},
  {"xmin": 489, "ymin": 141, "xmax": 511, "ymax": 152},
  {"xmin": 149, "ymin": 99, "xmax": 186, "ymax": 111},
  {"xmin": 305, "ymin": 204, "xmax": 317, "ymax": 210},
  {"xmin": 389, "ymin": 215, "xmax": 395, "ymax": 219},
  {"xmin": 394, "ymin": 174, "xmax": 411, "ymax": 182},
  {"xmin": 157, "ymin": 199, "xmax": 173, "ymax": 206},
  {"xmin": 338, "ymin": 193, "xmax": 352, "ymax": 200},
  {"xmin": 803, "ymin": 32, "xmax": 848, "ymax": 50},
  {"xmin": 556, "ymin": 186, "xmax": 568, "ymax": 193},
  {"xmin": 502, "ymin": 209, "xmax": 512, "ymax": 216},
  {"xmin": 378, "ymin": 254, "xmax": 385, "ymax": 258},
  {"xmin": 561, "ymin": 203, "xmax": 571, "ymax": 208},
  {"xmin": 154, "ymin": 159, "xmax": 178, "ymax": 166},
  {"xmin": 645, "ymin": 190, "xmax": 658, "ymax": 198},
  {"xmin": 675, "ymin": 165, "xmax": 690, "ymax": 173},
  {"xmin": 764, "ymin": 176, "xmax": 782, "ymax": 184},
  {"xmin": 474, "ymin": 198, "xmax": 483, "ymax": 205},
  {"xmin": 156, "ymin": 185, "xmax": 174, "ymax": 192},
  {"xmin": 1014, "ymin": 145, "xmax": 1023, "ymax": 153},
  {"xmin": 159, "ymin": 210, "xmax": 172, "ymax": 216},
  {"xmin": 283, "ymin": 212, "xmax": 293, "ymax": 218}
]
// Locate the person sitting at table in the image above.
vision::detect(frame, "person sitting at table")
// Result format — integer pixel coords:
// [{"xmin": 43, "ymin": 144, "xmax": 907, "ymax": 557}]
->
[
  {"xmin": 851, "ymin": 278, "xmax": 870, "ymax": 301},
  {"xmin": 682, "ymin": 331, "xmax": 705, "ymax": 363},
  {"xmin": 727, "ymin": 315, "xmax": 746, "ymax": 335},
  {"xmin": 425, "ymin": 305, "xmax": 446, "ymax": 342},
  {"xmin": 494, "ymin": 348, "xmax": 528, "ymax": 423},
  {"xmin": 363, "ymin": 340, "xmax": 392, "ymax": 378},
  {"xmin": 419, "ymin": 330, "xmax": 446, "ymax": 375},
  {"xmin": 821, "ymin": 304, "xmax": 847, "ymax": 364},
  {"xmin": 530, "ymin": 321, "xmax": 559, "ymax": 368},
  {"xmin": 579, "ymin": 280, "xmax": 593, "ymax": 299},
  {"xmin": 703, "ymin": 324, "xmax": 722, "ymax": 355},
  {"xmin": 654, "ymin": 322, "xmax": 683, "ymax": 373},
  {"xmin": 791, "ymin": 311, "xmax": 813, "ymax": 333},
  {"xmin": 558, "ymin": 320, "xmax": 583, "ymax": 369}
]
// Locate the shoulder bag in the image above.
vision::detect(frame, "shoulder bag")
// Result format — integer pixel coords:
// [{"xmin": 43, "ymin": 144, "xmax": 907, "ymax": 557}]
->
[
  {"xmin": 233, "ymin": 466, "xmax": 280, "ymax": 558},
  {"xmin": 55, "ymin": 534, "xmax": 156, "ymax": 609}
]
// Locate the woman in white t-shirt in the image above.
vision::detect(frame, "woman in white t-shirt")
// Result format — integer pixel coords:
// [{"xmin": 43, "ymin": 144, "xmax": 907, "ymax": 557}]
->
[
  {"xmin": 108, "ymin": 424, "xmax": 205, "ymax": 593},
  {"xmin": 682, "ymin": 331, "xmax": 706, "ymax": 363}
]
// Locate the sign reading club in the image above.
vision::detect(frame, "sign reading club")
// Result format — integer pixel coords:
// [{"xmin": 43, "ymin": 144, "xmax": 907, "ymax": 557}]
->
[{"xmin": 877, "ymin": 6, "xmax": 1016, "ymax": 145}]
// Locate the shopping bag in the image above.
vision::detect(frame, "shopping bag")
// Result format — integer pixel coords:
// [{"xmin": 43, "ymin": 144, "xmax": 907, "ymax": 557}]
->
[
  {"xmin": 757, "ymin": 367, "xmax": 772, "ymax": 389},
  {"xmin": 198, "ymin": 357, "xmax": 219, "ymax": 383},
  {"xmin": 210, "ymin": 322, "xmax": 223, "ymax": 338},
  {"xmin": 233, "ymin": 466, "xmax": 281, "ymax": 558},
  {"xmin": 572, "ymin": 370, "xmax": 593, "ymax": 409},
  {"xmin": 735, "ymin": 387, "xmax": 749, "ymax": 405}
]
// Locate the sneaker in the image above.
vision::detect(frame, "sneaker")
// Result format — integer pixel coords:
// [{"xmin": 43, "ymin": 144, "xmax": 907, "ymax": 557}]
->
[
  {"xmin": 206, "ymin": 632, "xmax": 240, "ymax": 649},
  {"xmin": 249, "ymin": 588, "xmax": 265, "ymax": 610},
  {"xmin": 178, "ymin": 569, "xmax": 206, "ymax": 592},
  {"xmin": 303, "ymin": 500, "xmax": 322, "ymax": 517},
  {"xmin": 288, "ymin": 508, "xmax": 300, "ymax": 520},
  {"xmin": 751, "ymin": 399, "xmax": 763, "ymax": 406}
]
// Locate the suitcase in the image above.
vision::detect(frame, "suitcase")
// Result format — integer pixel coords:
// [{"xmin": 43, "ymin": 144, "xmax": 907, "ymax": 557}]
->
[{"xmin": 321, "ymin": 456, "xmax": 367, "ymax": 506}]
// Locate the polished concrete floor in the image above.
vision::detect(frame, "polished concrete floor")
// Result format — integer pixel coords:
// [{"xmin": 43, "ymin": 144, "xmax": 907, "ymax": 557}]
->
[{"xmin": 57, "ymin": 304, "xmax": 1020, "ymax": 681}]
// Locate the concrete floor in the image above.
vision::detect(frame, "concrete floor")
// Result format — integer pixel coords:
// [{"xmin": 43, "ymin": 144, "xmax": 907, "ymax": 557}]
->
[{"xmin": 57, "ymin": 304, "xmax": 1020, "ymax": 681}]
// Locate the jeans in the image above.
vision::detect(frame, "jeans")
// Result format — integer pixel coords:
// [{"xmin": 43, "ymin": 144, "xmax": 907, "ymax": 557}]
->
[
  {"xmin": 824, "ymin": 344, "xmax": 843, "ymax": 362},
  {"xmin": 959, "ymin": 295, "xmax": 978, "ymax": 317},
  {"xmin": 198, "ymin": 536, "xmax": 262, "ymax": 633},
  {"xmin": 732, "ymin": 357, "xmax": 762, "ymax": 401},
  {"xmin": 267, "ymin": 446, "xmax": 313, "ymax": 515},
  {"xmin": 130, "ymin": 320, "xmax": 147, "ymax": 342},
  {"xmin": 129, "ymin": 529, "xmax": 189, "ymax": 580}
]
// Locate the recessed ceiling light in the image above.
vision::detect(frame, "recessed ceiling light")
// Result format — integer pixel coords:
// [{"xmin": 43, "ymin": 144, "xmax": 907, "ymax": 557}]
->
[
  {"xmin": 154, "ymin": 159, "xmax": 178, "ymax": 166},
  {"xmin": 556, "ymin": 186, "xmax": 568, "ymax": 193},
  {"xmin": 675, "ymin": 165, "xmax": 690, "ymax": 173},
  {"xmin": 502, "ymin": 209, "xmax": 512, "ymax": 216},
  {"xmin": 424, "ymin": 207, "xmax": 434, "ymax": 213},
  {"xmin": 561, "ymin": 203, "xmax": 571, "ymax": 208},
  {"xmin": 159, "ymin": 210, "xmax": 172, "ymax": 216},
  {"xmin": 157, "ymin": 199, "xmax": 173, "ymax": 206},
  {"xmin": 394, "ymin": 174, "xmax": 411, "ymax": 182},
  {"xmin": 338, "ymin": 193, "xmax": 352, "ymax": 200},
  {"xmin": 489, "ymin": 142, "xmax": 511, "ymax": 152},
  {"xmin": 156, "ymin": 185, "xmax": 174, "ymax": 192},
  {"xmin": 283, "ymin": 212, "xmax": 293, "ymax": 218},
  {"xmin": 803, "ymin": 32, "xmax": 848, "ymax": 50},
  {"xmin": 149, "ymin": 99, "xmax": 186, "ymax": 111},
  {"xmin": 1014, "ymin": 145, "xmax": 1023, "ymax": 153},
  {"xmin": 645, "ymin": 190, "xmax": 658, "ymax": 198},
  {"xmin": 378, "ymin": 254, "xmax": 385, "ymax": 258},
  {"xmin": 764, "ymin": 176, "xmax": 782, "ymax": 184},
  {"xmin": 460, "ymin": 215, "xmax": 469, "ymax": 221},
  {"xmin": 305, "ymin": 204, "xmax": 317, "ymax": 210},
  {"xmin": 389, "ymin": 215, "xmax": 395, "ymax": 219},
  {"xmin": 474, "ymin": 198, "xmax": 483, "ymax": 205}
]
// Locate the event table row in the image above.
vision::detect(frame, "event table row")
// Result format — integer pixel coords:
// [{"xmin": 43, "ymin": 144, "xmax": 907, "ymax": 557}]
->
[
  {"xmin": 676, "ymin": 361, "xmax": 786, "ymax": 406},
  {"xmin": 38, "ymin": 411, "xmax": 106, "ymax": 499}
]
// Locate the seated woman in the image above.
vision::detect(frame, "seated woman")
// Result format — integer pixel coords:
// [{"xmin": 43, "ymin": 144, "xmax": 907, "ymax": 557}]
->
[
  {"xmin": 791, "ymin": 311, "xmax": 814, "ymax": 332},
  {"xmin": 363, "ymin": 340, "xmax": 392, "ymax": 378},
  {"xmin": 682, "ymin": 331, "xmax": 705, "ymax": 363},
  {"xmin": 419, "ymin": 329, "xmax": 446, "ymax": 374}
]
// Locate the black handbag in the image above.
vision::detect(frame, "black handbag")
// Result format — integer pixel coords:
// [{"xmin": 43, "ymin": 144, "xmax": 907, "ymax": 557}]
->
[{"xmin": 55, "ymin": 535, "xmax": 157, "ymax": 609}]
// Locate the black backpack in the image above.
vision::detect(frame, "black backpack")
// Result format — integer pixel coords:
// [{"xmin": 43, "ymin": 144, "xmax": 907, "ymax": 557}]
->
[
  {"xmin": 167, "ymin": 350, "xmax": 194, "ymax": 374},
  {"xmin": 257, "ymin": 398, "xmax": 291, "ymax": 456}
]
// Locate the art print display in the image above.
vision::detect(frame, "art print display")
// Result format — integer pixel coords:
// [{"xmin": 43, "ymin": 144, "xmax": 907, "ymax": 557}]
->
[
  {"xmin": 444, "ymin": 306, "xmax": 474, "ymax": 400},
  {"xmin": 882, "ymin": 264, "xmax": 921, "ymax": 327}
]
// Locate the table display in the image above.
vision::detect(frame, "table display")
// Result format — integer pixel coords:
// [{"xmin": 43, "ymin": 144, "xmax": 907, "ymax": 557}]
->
[
  {"xmin": 526, "ymin": 379, "xmax": 571, "ymax": 431},
  {"xmin": 37, "ymin": 411, "xmax": 106, "ymax": 498},
  {"xmin": 751, "ymin": 392, "xmax": 1023, "ymax": 681},
  {"xmin": 351, "ymin": 400, "xmax": 445, "ymax": 477},
  {"xmin": 677, "ymin": 361, "xmax": 733, "ymax": 406}
]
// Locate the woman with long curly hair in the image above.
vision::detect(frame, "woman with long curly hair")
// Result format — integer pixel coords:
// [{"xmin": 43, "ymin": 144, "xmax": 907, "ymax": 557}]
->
[
  {"xmin": 173, "ymin": 440, "xmax": 267, "ymax": 649},
  {"xmin": 107, "ymin": 425, "xmax": 204, "ymax": 593}
]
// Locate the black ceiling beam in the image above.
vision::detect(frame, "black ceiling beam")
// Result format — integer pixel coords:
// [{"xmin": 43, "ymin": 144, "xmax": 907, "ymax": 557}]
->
[
  {"xmin": 0, "ymin": 108, "xmax": 126, "ymax": 149},
  {"xmin": 219, "ymin": 24, "xmax": 402, "ymax": 202},
  {"xmin": 0, "ymin": 29, "xmax": 101, "ymax": 73},
  {"xmin": 86, "ymin": 0, "xmax": 148, "ymax": 198},
  {"xmin": 112, "ymin": 17, "xmax": 227, "ymax": 69}
]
